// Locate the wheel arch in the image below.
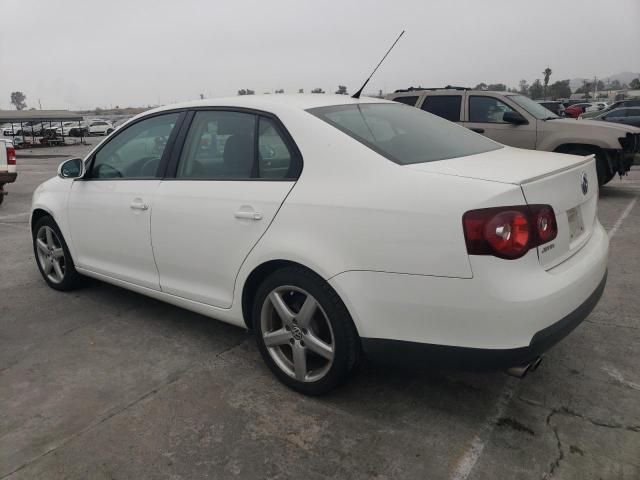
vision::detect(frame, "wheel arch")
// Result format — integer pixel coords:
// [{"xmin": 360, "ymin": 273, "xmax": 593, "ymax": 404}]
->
[
  {"xmin": 31, "ymin": 207, "xmax": 56, "ymax": 233},
  {"xmin": 553, "ymin": 143, "xmax": 606, "ymax": 156},
  {"xmin": 240, "ymin": 259, "xmax": 335, "ymax": 331}
]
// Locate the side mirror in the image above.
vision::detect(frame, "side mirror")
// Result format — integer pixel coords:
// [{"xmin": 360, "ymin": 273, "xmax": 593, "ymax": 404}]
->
[
  {"xmin": 57, "ymin": 158, "xmax": 85, "ymax": 179},
  {"xmin": 503, "ymin": 111, "xmax": 528, "ymax": 125}
]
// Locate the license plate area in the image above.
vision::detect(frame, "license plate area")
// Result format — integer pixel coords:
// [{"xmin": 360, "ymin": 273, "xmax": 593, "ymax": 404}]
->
[{"xmin": 567, "ymin": 207, "xmax": 585, "ymax": 242}]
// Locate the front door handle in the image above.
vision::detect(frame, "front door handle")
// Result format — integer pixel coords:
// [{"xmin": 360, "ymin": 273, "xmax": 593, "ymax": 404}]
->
[
  {"xmin": 234, "ymin": 210, "xmax": 263, "ymax": 221},
  {"xmin": 469, "ymin": 127, "xmax": 485, "ymax": 134},
  {"xmin": 130, "ymin": 199, "xmax": 149, "ymax": 211}
]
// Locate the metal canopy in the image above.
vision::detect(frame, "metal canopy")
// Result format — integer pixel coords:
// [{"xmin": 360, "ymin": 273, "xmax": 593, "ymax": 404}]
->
[{"xmin": 0, "ymin": 110, "xmax": 83, "ymax": 123}]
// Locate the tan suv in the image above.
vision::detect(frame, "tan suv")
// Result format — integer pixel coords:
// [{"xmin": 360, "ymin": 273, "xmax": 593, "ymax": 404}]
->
[{"xmin": 386, "ymin": 87, "xmax": 640, "ymax": 186}]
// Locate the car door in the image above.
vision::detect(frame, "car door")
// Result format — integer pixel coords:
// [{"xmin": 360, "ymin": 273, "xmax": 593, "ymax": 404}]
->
[
  {"xmin": 464, "ymin": 95, "xmax": 537, "ymax": 149},
  {"xmin": 151, "ymin": 109, "xmax": 301, "ymax": 308},
  {"xmin": 67, "ymin": 111, "xmax": 183, "ymax": 289}
]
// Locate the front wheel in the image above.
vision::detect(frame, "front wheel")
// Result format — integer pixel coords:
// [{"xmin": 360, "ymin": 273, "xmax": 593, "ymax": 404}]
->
[
  {"xmin": 33, "ymin": 216, "xmax": 84, "ymax": 290},
  {"xmin": 253, "ymin": 266, "xmax": 360, "ymax": 395}
]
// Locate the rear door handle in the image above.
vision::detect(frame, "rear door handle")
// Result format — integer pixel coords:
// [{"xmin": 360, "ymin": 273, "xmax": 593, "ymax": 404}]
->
[
  {"xmin": 234, "ymin": 211, "xmax": 263, "ymax": 221},
  {"xmin": 469, "ymin": 127, "xmax": 485, "ymax": 134},
  {"xmin": 130, "ymin": 199, "xmax": 149, "ymax": 211}
]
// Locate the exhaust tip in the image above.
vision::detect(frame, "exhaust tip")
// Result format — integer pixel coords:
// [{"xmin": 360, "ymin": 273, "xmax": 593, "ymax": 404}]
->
[{"xmin": 505, "ymin": 356, "xmax": 543, "ymax": 379}]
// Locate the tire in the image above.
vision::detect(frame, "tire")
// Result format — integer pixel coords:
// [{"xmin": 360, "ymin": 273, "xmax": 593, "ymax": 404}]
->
[
  {"xmin": 252, "ymin": 266, "xmax": 360, "ymax": 395},
  {"xmin": 566, "ymin": 147, "xmax": 613, "ymax": 186},
  {"xmin": 33, "ymin": 216, "xmax": 84, "ymax": 291}
]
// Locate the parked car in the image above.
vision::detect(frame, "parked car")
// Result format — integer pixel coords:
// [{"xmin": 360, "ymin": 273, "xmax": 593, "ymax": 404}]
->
[
  {"xmin": 536, "ymin": 100, "xmax": 565, "ymax": 116},
  {"xmin": 585, "ymin": 102, "xmax": 609, "ymax": 113},
  {"xmin": 564, "ymin": 103, "xmax": 592, "ymax": 119},
  {"xmin": 56, "ymin": 122, "xmax": 89, "ymax": 137},
  {"xmin": 88, "ymin": 120, "xmax": 114, "ymax": 136},
  {"xmin": 592, "ymin": 108, "xmax": 640, "ymax": 128},
  {"xmin": 0, "ymin": 138, "xmax": 17, "ymax": 206},
  {"xmin": 387, "ymin": 87, "xmax": 640, "ymax": 185},
  {"xmin": 31, "ymin": 95, "xmax": 609, "ymax": 394},
  {"xmin": 580, "ymin": 99, "xmax": 640, "ymax": 119},
  {"xmin": 2, "ymin": 123, "xmax": 21, "ymax": 136}
]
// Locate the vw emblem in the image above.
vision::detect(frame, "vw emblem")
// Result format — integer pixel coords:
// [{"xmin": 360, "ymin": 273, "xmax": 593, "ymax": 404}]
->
[
  {"xmin": 291, "ymin": 325, "xmax": 303, "ymax": 341},
  {"xmin": 580, "ymin": 172, "xmax": 588, "ymax": 195}
]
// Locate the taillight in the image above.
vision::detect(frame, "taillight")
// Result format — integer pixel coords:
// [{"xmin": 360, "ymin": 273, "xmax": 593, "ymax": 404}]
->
[
  {"xmin": 463, "ymin": 205, "xmax": 557, "ymax": 260},
  {"xmin": 7, "ymin": 145, "xmax": 16, "ymax": 165}
]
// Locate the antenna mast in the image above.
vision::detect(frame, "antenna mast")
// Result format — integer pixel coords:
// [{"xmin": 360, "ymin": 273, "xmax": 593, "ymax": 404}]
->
[{"xmin": 352, "ymin": 30, "xmax": 405, "ymax": 99}]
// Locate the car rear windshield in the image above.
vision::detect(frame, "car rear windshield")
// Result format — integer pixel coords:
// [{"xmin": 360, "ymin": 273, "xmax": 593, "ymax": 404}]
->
[{"xmin": 307, "ymin": 103, "xmax": 501, "ymax": 165}]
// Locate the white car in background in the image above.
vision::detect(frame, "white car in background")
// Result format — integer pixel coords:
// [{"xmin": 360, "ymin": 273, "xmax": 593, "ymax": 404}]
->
[
  {"xmin": 585, "ymin": 102, "xmax": 609, "ymax": 112},
  {"xmin": 88, "ymin": 120, "xmax": 115, "ymax": 136},
  {"xmin": 30, "ymin": 95, "xmax": 608, "ymax": 394}
]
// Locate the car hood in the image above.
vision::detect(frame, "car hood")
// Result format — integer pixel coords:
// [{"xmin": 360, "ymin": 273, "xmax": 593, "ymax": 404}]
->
[
  {"xmin": 546, "ymin": 117, "xmax": 640, "ymax": 134},
  {"xmin": 405, "ymin": 146, "xmax": 592, "ymax": 185}
]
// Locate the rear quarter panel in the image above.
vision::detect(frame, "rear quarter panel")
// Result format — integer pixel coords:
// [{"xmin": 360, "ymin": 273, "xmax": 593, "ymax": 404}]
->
[{"xmin": 236, "ymin": 109, "xmax": 527, "ymax": 288}]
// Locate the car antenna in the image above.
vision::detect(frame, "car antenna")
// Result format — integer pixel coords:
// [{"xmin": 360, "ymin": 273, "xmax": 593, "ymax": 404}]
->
[{"xmin": 352, "ymin": 30, "xmax": 405, "ymax": 99}]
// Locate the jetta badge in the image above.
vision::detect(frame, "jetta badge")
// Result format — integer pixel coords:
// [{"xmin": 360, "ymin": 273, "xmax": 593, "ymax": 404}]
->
[{"xmin": 581, "ymin": 172, "xmax": 588, "ymax": 195}]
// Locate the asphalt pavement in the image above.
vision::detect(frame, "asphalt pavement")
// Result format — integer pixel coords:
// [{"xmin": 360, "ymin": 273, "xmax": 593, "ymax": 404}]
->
[{"xmin": 0, "ymin": 144, "xmax": 639, "ymax": 479}]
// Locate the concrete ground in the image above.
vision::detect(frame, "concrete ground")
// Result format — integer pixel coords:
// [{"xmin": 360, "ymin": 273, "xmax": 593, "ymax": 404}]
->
[{"xmin": 1, "ymin": 146, "xmax": 639, "ymax": 480}]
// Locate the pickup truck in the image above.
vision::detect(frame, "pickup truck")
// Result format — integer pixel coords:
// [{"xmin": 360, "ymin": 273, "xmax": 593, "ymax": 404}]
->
[
  {"xmin": 0, "ymin": 139, "xmax": 17, "ymax": 206},
  {"xmin": 387, "ymin": 87, "xmax": 640, "ymax": 186}
]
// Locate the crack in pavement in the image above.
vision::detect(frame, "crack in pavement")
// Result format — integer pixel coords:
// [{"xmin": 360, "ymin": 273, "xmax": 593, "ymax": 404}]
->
[{"xmin": 543, "ymin": 410, "xmax": 564, "ymax": 480}]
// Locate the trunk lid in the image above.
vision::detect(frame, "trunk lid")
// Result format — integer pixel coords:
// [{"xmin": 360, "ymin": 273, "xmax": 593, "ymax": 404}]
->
[{"xmin": 407, "ymin": 146, "xmax": 598, "ymax": 269}]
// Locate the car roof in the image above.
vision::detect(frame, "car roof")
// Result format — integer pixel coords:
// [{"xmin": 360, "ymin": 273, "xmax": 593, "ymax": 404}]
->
[{"xmin": 146, "ymin": 94, "xmax": 391, "ymax": 117}]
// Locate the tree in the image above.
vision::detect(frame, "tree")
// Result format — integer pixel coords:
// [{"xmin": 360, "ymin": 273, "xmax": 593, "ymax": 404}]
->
[
  {"xmin": 335, "ymin": 85, "xmax": 348, "ymax": 95},
  {"xmin": 199, "ymin": 93, "xmax": 205, "ymax": 99},
  {"xmin": 630, "ymin": 78, "xmax": 640, "ymax": 89},
  {"xmin": 237, "ymin": 89, "xmax": 255, "ymax": 96},
  {"xmin": 542, "ymin": 67, "xmax": 552, "ymax": 99},
  {"xmin": 486, "ymin": 83, "xmax": 507, "ymax": 91},
  {"xmin": 10, "ymin": 91, "xmax": 27, "ymax": 110},
  {"xmin": 528, "ymin": 79, "xmax": 544, "ymax": 99},
  {"xmin": 298, "ymin": 88, "xmax": 304, "ymax": 93},
  {"xmin": 311, "ymin": 88, "xmax": 325, "ymax": 94},
  {"xmin": 275, "ymin": 89, "xmax": 284, "ymax": 94},
  {"xmin": 607, "ymin": 79, "xmax": 622, "ymax": 90},
  {"xmin": 548, "ymin": 80, "xmax": 571, "ymax": 100},
  {"xmin": 474, "ymin": 82, "xmax": 488, "ymax": 91},
  {"xmin": 596, "ymin": 80, "xmax": 605, "ymax": 91},
  {"xmin": 518, "ymin": 79, "xmax": 529, "ymax": 95}
]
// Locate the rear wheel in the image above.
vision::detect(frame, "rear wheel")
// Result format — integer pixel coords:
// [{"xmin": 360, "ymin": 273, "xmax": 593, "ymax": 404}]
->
[
  {"xmin": 33, "ymin": 216, "xmax": 83, "ymax": 290},
  {"xmin": 253, "ymin": 266, "xmax": 360, "ymax": 395},
  {"xmin": 566, "ymin": 147, "xmax": 614, "ymax": 186}
]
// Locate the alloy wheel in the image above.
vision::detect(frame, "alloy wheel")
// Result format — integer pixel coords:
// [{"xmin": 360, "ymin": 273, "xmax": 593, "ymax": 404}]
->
[
  {"xmin": 260, "ymin": 286, "xmax": 335, "ymax": 382},
  {"xmin": 35, "ymin": 226, "xmax": 66, "ymax": 284}
]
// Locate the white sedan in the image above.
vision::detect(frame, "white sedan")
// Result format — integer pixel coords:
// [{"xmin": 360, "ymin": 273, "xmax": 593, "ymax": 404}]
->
[
  {"xmin": 88, "ymin": 120, "xmax": 114, "ymax": 136},
  {"xmin": 30, "ymin": 95, "xmax": 608, "ymax": 394}
]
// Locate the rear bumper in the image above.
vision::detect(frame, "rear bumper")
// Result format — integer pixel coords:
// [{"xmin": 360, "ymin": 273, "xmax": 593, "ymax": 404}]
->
[
  {"xmin": 329, "ymin": 219, "xmax": 609, "ymax": 363},
  {"xmin": 360, "ymin": 270, "xmax": 606, "ymax": 369},
  {"xmin": 0, "ymin": 172, "xmax": 17, "ymax": 184}
]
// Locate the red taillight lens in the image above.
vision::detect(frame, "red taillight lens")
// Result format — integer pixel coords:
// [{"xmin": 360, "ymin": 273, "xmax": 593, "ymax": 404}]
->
[
  {"xmin": 463, "ymin": 205, "xmax": 557, "ymax": 260},
  {"xmin": 532, "ymin": 205, "xmax": 557, "ymax": 243},
  {"xmin": 7, "ymin": 146, "xmax": 16, "ymax": 165}
]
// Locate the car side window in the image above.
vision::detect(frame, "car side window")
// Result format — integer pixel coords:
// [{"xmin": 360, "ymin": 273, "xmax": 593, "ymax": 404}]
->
[
  {"xmin": 392, "ymin": 96, "xmax": 419, "ymax": 107},
  {"xmin": 606, "ymin": 110, "xmax": 626, "ymax": 119},
  {"xmin": 421, "ymin": 96, "xmax": 462, "ymax": 122},
  {"xmin": 177, "ymin": 111, "xmax": 256, "ymax": 179},
  {"xmin": 469, "ymin": 96, "xmax": 516, "ymax": 123},
  {"xmin": 258, "ymin": 117, "xmax": 295, "ymax": 179},
  {"xmin": 90, "ymin": 113, "xmax": 178, "ymax": 179}
]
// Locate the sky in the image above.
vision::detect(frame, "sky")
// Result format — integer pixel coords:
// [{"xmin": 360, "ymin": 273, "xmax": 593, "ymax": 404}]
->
[{"xmin": 0, "ymin": 0, "xmax": 638, "ymax": 110}]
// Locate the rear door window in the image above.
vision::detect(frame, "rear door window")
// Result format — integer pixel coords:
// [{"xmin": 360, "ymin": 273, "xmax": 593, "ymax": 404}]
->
[
  {"xmin": 391, "ymin": 96, "xmax": 419, "ymax": 107},
  {"xmin": 421, "ymin": 95, "xmax": 462, "ymax": 122}
]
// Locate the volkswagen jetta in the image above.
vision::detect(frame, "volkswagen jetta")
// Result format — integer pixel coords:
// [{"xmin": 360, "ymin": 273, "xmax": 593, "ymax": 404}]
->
[{"xmin": 31, "ymin": 95, "xmax": 608, "ymax": 394}]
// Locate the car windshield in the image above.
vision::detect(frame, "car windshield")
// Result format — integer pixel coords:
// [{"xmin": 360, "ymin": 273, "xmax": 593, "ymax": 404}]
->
[
  {"xmin": 307, "ymin": 103, "xmax": 502, "ymax": 165},
  {"xmin": 509, "ymin": 94, "xmax": 558, "ymax": 119}
]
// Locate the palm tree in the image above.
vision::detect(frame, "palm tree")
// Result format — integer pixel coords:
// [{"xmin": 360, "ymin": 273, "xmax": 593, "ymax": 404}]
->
[{"xmin": 543, "ymin": 67, "xmax": 552, "ymax": 99}]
